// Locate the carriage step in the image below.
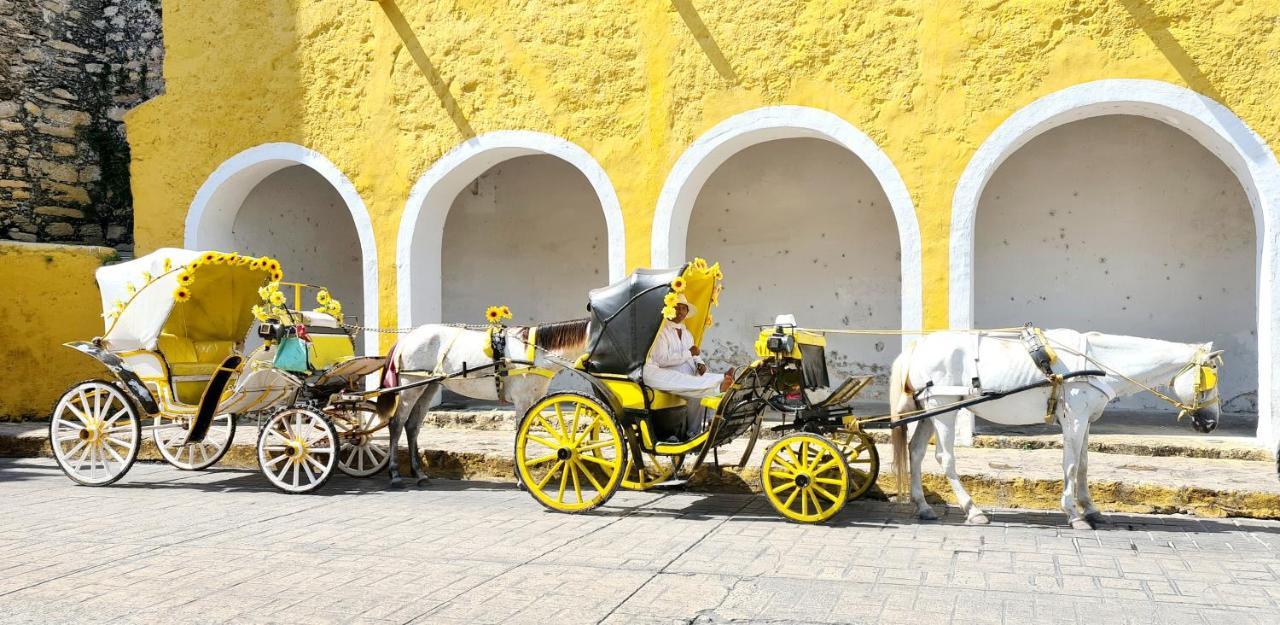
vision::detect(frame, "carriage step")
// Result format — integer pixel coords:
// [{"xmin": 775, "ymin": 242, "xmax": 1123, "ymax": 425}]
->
[{"xmin": 651, "ymin": 478, "xmax": 689, "ymax": 489}]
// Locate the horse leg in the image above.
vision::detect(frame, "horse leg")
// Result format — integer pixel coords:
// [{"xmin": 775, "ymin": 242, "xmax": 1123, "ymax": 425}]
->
[
  {"xmin": 386, "ymin": 385, "xmax": 427, "ymax": 489},
  {"xmin": 908, "ymin": 418, "xmax": 938, "ymax": 520},
  {"xmin": 1075, "ymin": 412, "xmax": 1104, "ymax": 524},
  {"xmin": 933, "ymin": 412, "xmax": 989, "ymax": 525},
  {"xmin": 1059, "ymin": 409, "xmax": 1090, "ymax": 529},
  {"xmin": 406, "ymin": 384, "xmax": 439, "ymax": 486}
]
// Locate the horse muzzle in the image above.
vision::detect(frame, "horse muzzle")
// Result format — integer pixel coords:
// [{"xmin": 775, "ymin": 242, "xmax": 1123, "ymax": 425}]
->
[{"xmin": 1183, "ymin": 409, "xmax": 1218, "ymax": 433}]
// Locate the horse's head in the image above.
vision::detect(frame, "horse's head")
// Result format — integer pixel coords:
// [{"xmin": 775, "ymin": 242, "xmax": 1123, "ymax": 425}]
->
[{"xmin": 1170, "ymin": 346, "xmax": 1223, "ymax": 433}]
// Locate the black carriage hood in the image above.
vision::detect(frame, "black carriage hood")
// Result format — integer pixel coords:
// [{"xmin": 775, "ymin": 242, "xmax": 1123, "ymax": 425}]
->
[{"xmin": 583, "ymin": 266, "xmax": 686, "ymax": 378}]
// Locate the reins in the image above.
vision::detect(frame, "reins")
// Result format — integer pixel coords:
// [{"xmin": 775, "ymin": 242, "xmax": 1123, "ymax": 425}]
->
[{"xmin": 1044, "ymin": 338, "xmax": 1219, "ymax": 416}]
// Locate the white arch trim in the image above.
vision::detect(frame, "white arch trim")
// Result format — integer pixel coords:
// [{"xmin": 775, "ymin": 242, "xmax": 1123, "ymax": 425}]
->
[
  {"xmin": 397, "ymin": 130, "xmax": 626, "ymax": 327},
  {"xmin": 652, "ymin": 105, "xmax": 924, "ymax": 339},
  {"xmin": 949, "ymin": 79, "xmax": 1280, "ymax": 451},
  {"xmin": 185, "ymin": 142, "xmax": 380, "ymax": 354}
]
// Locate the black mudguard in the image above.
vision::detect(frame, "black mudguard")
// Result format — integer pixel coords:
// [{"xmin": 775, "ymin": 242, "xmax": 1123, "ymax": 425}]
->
[
  {"xmin": 188, "ymin": 355, "xmax": 243, "ymax": 443},
  {"xmin": 64, "ymin": 341, "xmax": 159, "ymax": 414}
]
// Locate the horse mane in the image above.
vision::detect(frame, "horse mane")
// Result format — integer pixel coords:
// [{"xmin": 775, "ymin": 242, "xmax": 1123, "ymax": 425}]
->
[{"xmin": 516, "ymin": 318, "xmax": 590, "ymax": 357}]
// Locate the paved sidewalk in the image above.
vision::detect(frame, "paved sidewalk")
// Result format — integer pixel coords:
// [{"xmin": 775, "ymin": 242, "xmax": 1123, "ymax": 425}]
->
[{"xmin": 2, "ymin": 457, "xmax": 1279, "ymax": 625}]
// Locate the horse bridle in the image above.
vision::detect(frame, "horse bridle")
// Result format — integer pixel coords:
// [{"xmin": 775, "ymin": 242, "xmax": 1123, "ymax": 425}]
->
[{"xmin": 1167, "ymin": 348, "xmax": 1224, "ymax": 419}]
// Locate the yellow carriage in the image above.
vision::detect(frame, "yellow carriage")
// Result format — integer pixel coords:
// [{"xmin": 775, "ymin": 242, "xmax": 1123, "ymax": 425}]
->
[
  {"xmin": 50, "ymin": 248, "xmax": 386, "ymax": 493},
  {"xmin": 513, "ymin": 261, "xmax": 880, "ymax": 523}
]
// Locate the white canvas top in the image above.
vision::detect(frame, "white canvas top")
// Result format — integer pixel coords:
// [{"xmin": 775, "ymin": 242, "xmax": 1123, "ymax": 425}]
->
[{"xmin": 96, "ymin": 248, "xmax": 200, "ymax": 351}]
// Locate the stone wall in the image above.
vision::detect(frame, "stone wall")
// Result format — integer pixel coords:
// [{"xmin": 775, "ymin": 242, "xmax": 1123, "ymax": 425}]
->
[{"xmin": 0, "ymin": 0, "xmax": 162, "ymax": 252}]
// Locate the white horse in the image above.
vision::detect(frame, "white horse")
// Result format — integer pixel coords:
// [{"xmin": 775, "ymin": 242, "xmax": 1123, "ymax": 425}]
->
[
  {"xmin": 889, "ymin": 329, "xmax": 1222, "ymax": 529},
  {"xmin": 378, "ymin": 319, "xmax": 589, "ymax": 487}
]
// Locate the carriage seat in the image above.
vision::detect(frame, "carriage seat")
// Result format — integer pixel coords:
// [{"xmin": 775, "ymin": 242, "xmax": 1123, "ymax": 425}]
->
[{"xmin": 157, "ymin": 333, "xmax": 235, "ymax": 403}]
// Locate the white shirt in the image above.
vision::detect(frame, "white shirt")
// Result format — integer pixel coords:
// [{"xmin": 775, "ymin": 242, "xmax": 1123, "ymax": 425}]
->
[{"xmin": 648, "ymin": 320, "xmax": 704, "ymax": 369}]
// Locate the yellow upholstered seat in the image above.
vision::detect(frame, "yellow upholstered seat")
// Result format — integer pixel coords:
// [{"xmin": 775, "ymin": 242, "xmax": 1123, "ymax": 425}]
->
[
  {"xmin": 157, "ymin": 333, "xmax": 235, "ymax": 404},
  {"xmin": 598, "ymin": 378, "xmax": 686, "ymax": 411}
]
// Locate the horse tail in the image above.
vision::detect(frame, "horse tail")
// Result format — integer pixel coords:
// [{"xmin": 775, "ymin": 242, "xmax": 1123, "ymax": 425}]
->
[
  {"xmin": 889, "ymin": 341, "xmax": 917, "ymax": 503},
  {"xmin": 376, "ymin": 340, "xmax": 401, "ymax": 419}
]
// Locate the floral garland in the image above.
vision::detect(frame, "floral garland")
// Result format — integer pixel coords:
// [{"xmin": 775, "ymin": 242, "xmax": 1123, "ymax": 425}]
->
[
  {"xmin": 485, "ymin": 305, "xmax": 513, "ymax": 325},
  {"xmin": 104, "ymin": 251, "xmax": 281, "ymax": 324},
  {"xmin": 251, "ymin": 283, "xmax": 344, "ymax": 324}
]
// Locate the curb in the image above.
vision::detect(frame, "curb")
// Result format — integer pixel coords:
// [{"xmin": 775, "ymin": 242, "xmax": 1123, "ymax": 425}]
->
[{"xmin": 5, "ymin": 432, "xmax": 1278, "ymax": 521}]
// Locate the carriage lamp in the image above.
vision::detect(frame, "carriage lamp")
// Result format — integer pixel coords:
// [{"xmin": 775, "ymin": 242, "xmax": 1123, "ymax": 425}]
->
[{"xmin": 767, "ymin": 330, "xmax": 795, "ymax": 355}]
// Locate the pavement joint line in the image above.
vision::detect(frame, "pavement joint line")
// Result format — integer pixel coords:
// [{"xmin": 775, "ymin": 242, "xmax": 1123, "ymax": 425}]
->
[
  {"xmin": 595, "ymin": 495, "xmax": 754, "ymax": 625},
  {"xmin": 400, "ymin": 490, "xmax": 676, "ymax": 625}
]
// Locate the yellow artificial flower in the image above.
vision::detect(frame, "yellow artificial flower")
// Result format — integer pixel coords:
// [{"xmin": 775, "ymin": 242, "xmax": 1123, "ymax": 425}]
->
[
  {"xmin": 661, "ymin": 305, "xmax": 677, "ymax": 320},
  {"xmin": 177, "ymin": 271, "xmax": 195, "ymax": 286},
  {"xmin": 485, "ymin": 306, "xmax": 503, "ymax": 323},
  {"xmin": 140, "ymin": 271, "xmax": 153, "ymax": 284},
  {"xmin": 267, "ymin": 259, "xmax": 281, "ymax": 273},
  {"xmin": 663, "ymin": 292, "xmax": 678, "ymax": 307},
  {"xmin": 692, "ymin": 257, "xmax": 707, "ymax": 270},
  {"xmin": 713, "ymin": 267, "xmax": 724, "ymax": 281},
  {"xmin": 251, "ymin": 304, "xmax": 268, "ymax": 321},
  {"xmin": 161, "ymin": 258, "xmax": 173, "ymax": 272},
  {"xmin": 500, "ymin": 305, "xmax": 512, "ymax": 319},
  {"xmin": 269, "ymin": 290, "xmax": 287, "ymax": 306},
  {"xmin": 173, "ymin": 287, "xmax": 192, "ymax": 303},
  {"xmin": 670, "ymin": 277, "xmax": 686, "ymax": 293},
  {"xmin": 316, "ymin": 289, "xmax": 331, "ymax": 305},
  {"xmin": 248, "ymin": 259, "xmax": 263, "ymax": 271},
  {"xmin": 238, "ymin": 255, "xmax": 252, "ymax": 266},
  {"xmin": 200, "ymin": 251, "xmax": 218, "ymax": 264},
  {"xmin": 327, "ymin": 300, "xmax": 342, "ymax": 315},
  {"xmin": 125, "ymin": 282, "xmax": 136, "ymax": 296},
  {"xmin": 270, "ymin": 270, "xmax": 284, "ymax": 283},
  {"xmin": 705, "ymin": 314, "xmax": 714, "ymax": 327},
  {"xmin": 257, "ymin": 285, "xmax": 272, "ymax": 300},
  {"xmin": 224, "ymin": 252, "xmax": 238, "ymax": 264},
  {"xmin": 187, "ymin": 259, "xmax": 204, "ymax": 270}
]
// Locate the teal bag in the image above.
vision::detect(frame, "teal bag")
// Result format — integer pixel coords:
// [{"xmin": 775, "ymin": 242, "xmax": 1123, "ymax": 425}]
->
[{"xmin": 273, "ymin": 335, "xmax": 311, "ymax": 373}]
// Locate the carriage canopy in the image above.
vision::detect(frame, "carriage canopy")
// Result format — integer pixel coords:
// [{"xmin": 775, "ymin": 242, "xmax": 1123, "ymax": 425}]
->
[
  {"xmin": 583, "ymin": 260, "xmax": 723, "ymax": 377},
  {"xmin": 97, "ymin": 248, "xmax": 278, "ymax": 352}
]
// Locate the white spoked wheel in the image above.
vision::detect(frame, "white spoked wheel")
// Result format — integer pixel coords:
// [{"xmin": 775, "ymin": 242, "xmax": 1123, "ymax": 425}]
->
[
  {"xmin": 329, "ymin": 402, "xmax": 391, "ymax": 478},
  {"xmin": 49, "ymin": 380, "xmax": 142, "ymax": 486},
  {"xmin": 153, "ymin": 413, "xmax": 236, "ymax": 471},
  {"xmin": 257, "ymin": 407, "xmax": 339, "ymax": 494}
]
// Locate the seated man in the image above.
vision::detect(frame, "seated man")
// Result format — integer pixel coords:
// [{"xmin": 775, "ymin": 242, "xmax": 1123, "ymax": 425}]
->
[{"xmin": 643, "ymin": 295, "xmax": 735, "ymax": 440}]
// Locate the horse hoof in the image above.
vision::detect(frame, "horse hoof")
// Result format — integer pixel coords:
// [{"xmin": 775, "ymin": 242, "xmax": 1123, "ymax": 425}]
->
[
  {"xmin": 918, "ymin": 508, "xmax": 939, "ymax": 521},
  {"xmin": 967, "ymin": 514, "xmax": 990, "ymax": 525},
  {"xmin": 1084, "ymin": 511, "xmax": 1105, "ymax": 525},
  {"xmin": 1069, "ymin": 519, "xmax": 1094, "ymax": 530},
  {"xmin": 389, "ymin": 478, "xmax": 406, "ymax": 489},
  {"xmin": 416, "ymin": 477, "xmax": 432, "ymax": 487}
]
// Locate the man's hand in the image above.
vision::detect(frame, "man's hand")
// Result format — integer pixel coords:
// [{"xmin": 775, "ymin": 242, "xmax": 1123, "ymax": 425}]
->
[
  {"xmin": 690, "ymin": 345, "xmax": 700, "ymax": 357},
  {"xmin": 696, "ymin": 362, "xmax": 708, "ymax": 375}
]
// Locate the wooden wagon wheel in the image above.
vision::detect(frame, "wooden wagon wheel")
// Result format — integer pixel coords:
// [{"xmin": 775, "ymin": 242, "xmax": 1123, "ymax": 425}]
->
[
  {"xmin": 327, "ymin": 401, "xmax": 391, "ymax": 478},
  {"xmin": 761, "ymin": 433, "xmax": 849, "ymax": 523},
  {"xmin": 840, "ymin": 430, "xmax": 880, "ymax": 501},
  {"xmin": 256, "ymin": 407, "xmax": 339, "ymax": 494},
  {"xmin": 153, "ymin": 413, "xmax": 236, "ymax": 471},
  {"xmin": 515, "ymin": 392, "xmax": 626, "ymax": 512},
  {"xmin": 49, "ymin": 380, "xmax": 142, "ymax": 486}
]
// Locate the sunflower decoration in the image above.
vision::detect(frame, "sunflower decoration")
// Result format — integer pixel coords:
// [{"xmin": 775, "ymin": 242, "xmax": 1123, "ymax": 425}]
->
[
  {"xmin": 269, "ymin": 290, "xmax": 287, "ymax": 307},
  {"xmin": 670, "ymin": 276, "xmax": 687, "ymax": 293},
  {"xmin": 705, "ymin": 313, "xmax": 714, "ymax": 328},
  {"xmin": 125, "ymin": 282, "xmax": 137, "ymax": 296},
  {"xmin": 248, "ymin": 258, "xmax": 264, "ymax": 271},
  {"xmin": 161, "ymin": 258, "xmax": 173, "ymax": 272},
  {"xmin": 177, "ymin": 270, "xmax": 195, "ymax": 287},
  {"xmin": 270, "ymin": 269, "xmax": 285, "ymax": 282},
  {"xmin": 316, "ymin": 289, "xmax": 331, "ymax": 305},
  {"xmin": 484, "ymin": 305, "xmax": 514, "ymax": 325},
  {"xmin": 200, "ymin": 251, "xmax": 219, "ymax": 264},
  {"xmin": 662, "ymin": 304, "xmax": 678, "ymax": 320},
  {"xmin": 173, "ymin": 286, "xmax": 192, "ymax": 303},
  {"xmin": 312, "ymin": 288, "xmax": 344, "ymax": 321},
  {"xmin": 663, "ymin": 292, "xmax": 678, "ymax": 308},
  {"xmin": 251, "ymin": 304, "xmax": 269, "ymax": 322}
]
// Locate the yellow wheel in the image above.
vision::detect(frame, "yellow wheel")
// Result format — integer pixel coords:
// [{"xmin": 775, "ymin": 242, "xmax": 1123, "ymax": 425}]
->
[
  {"xmin": 841, "ymin": 430, "xmax": 880, "ymax": 500},
  {"xmin": 621, "ymin": 452, "xmax": 684, "ymax": 491},
  {"xmin": 515, "ymin": 392, "xmax": 627, "ymax": 513},
  {"xmin": 761, "ymin": 433, "xmax": 849, "ymax": 523}
]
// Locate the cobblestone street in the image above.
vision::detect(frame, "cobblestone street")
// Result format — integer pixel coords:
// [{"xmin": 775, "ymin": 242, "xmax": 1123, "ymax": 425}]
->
[{"xmin": 2, "ymin": 458, "xmax": 1279, "ymax": 624}]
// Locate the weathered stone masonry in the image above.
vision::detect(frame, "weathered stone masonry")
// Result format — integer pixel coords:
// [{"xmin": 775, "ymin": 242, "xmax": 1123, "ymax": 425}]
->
[{"xmin": 0, "ymin": 0, "xmax": 162, "ymax": 252}]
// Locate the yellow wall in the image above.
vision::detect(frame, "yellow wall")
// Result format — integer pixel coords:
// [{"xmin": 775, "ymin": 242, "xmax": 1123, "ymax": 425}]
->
[
  {"xmin": 0, "ymin": 242, "xmax": 116, "ymax": 419},
  {"xmin": 125, "ymin": 0, "xmax": 1280, "ymax": 344}
]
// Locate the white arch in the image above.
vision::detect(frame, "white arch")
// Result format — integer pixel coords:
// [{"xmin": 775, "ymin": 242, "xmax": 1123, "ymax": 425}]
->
[
  {"xmin": 185, "ymin": 142, "xmax": 380, "ymax": 354},
  {"xmin": 950, "ymin": 79, "xmax": 1280, "ymax": 451},
  {"xmin": 652, "ymin": 105, "xmax": 924, "ymax": 337},
  {"xmin": 396, "ymin": 131, "xmax": 626, "ymax": 327}
]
